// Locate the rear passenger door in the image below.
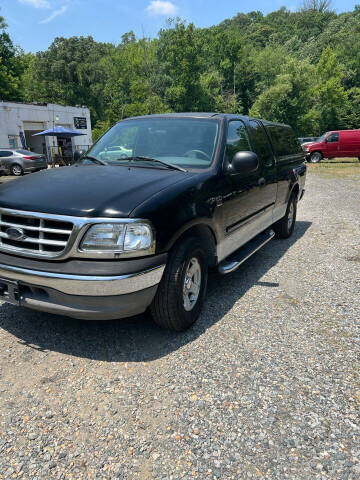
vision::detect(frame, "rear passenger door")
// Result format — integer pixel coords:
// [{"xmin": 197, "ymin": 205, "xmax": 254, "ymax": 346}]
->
[
  {"xmin": 248, "ymin": 120, "xmax": 277, "ymax": 212},
  {"xmin": 266, "ymin": 125, "xmax": 304, "ymax": 222}
]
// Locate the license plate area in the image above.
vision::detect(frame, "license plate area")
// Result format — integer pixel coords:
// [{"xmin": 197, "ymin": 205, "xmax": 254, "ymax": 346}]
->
[{"xmin": 0, "ymin": 278, "xmax": 20, "ymax": 305}]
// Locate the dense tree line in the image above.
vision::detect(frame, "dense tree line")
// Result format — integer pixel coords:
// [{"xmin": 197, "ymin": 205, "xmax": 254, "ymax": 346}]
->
[{"xmin": 1, "ymin": 3, "xmax": 360, "ymax": 139}]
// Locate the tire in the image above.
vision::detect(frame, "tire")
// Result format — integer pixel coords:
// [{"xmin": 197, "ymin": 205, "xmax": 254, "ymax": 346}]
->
[
  {"xmin": 11, "ymin": 164, "xmax": 24, "ymax": 176},
  {"xmin": 150, "ymin": 236, "xmax": 208, "ymax": 331},
  {"xmin": 309, "ymin": 152, "xmax": 322, "ymax": 163},
  {"xmin": 273, "ymin": 194, "xmax": 297, "ymax": 239}
]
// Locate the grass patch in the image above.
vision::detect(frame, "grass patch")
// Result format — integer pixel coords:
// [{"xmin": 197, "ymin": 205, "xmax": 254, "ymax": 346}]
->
[{"xmin": 308, "ymin": 157, "xmax": 360, "ymax": 180}]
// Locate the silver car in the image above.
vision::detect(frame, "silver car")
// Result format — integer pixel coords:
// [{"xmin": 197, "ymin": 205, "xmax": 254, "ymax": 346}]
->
[{"xmin": 0, "ymin": 149, "xmax": 48, "ymax": 176}]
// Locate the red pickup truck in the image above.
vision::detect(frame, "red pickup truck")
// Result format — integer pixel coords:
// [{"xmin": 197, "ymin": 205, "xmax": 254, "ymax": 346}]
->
[{"xmin": 303, "ymin": 130, "xmax": 360, "ymax": 163}]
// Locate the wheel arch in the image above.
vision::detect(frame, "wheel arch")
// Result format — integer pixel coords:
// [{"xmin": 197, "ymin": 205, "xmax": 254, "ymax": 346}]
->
[
  {"xmin": 309, "ymin": 150, "xmax": 324, "ymax": 159},
  {"xmin": 165, "ymin": 221, "xmax": 218, "ymax": 268}
]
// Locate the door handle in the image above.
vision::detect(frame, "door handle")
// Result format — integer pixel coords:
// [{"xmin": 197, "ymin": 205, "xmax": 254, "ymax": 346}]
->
[{"xmin": 258, "ymin": 177, "xmax": 266, "ymax": 187}]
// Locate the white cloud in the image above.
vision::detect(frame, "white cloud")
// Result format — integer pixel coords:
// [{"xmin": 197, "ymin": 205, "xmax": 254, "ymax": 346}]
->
[
  {"xmin": 146, "ymin": 1, "xmax": 178, "ymax": 16},
  {"xmin": 19, "ymin": 0, "xmax": 50, "ymax": 7},
  {"xmin": 39, "ymin": 5, "xmax": 67, "ymax": 23}
]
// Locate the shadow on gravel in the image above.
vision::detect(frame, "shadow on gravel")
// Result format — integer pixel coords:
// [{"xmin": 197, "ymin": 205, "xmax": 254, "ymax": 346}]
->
[{"xmin": 0, "ymin": 221, "xmax": 311, "ymax": 362}]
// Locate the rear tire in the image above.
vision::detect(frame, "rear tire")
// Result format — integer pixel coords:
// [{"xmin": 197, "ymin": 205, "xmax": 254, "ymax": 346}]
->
[
  {"xmin": 273, "ymin": 194, "xmax": 297, "ymax": 239},
  {"xmin": 309, "ymin": 152, "xmax": 322, "ymax": 163},
  {"xmin": 150, "ymin": 236, "xmax": 208, "ymax": 331},
  {"xmin": 11, "ymin": 164, "xmax": 23, "ymax": 176}
]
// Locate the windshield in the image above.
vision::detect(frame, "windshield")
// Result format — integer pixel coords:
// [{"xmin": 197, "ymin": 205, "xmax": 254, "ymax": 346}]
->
[
  {"xmin": 317, "ymin": 133, "xmax": 328, "ymax": 143},
  {"xmin": 87, "ymin": 118, "xmax": 220, "ymax": 170}
]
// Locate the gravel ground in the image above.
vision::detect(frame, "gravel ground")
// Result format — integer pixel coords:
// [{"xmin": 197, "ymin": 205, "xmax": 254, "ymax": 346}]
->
[{"xmin": 0, "ymin": 173, "xmax": 359, "ymax": 480}]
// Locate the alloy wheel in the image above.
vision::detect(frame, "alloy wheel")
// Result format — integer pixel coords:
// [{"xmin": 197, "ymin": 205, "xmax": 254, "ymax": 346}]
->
[
  {"xmin": 12, "ymin": 165, "xmax": 23, "ymax": 176},
  {"xmin": 183, "ymin": 257, "xmax": 202, "ymax": 312},
  {"xmin": 288, "ymin": 202, "xmax": 295, "ymax": 229}
]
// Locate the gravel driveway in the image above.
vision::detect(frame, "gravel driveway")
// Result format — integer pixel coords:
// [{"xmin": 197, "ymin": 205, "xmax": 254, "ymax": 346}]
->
[{"xmin": 0, "ymin": 173, "xmax": 359, "ymax": 480}]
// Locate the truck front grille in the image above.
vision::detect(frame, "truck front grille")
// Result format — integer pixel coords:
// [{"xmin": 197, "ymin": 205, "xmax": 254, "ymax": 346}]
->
[{"xmin": 0, "ymin": 211, "xmax": 73, "ymax": 256}]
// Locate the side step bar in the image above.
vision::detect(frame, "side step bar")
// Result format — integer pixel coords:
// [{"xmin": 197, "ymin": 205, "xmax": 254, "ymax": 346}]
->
[{"xmin": 218, "ymin": 229, "xmax": 275, "ymax": 275}]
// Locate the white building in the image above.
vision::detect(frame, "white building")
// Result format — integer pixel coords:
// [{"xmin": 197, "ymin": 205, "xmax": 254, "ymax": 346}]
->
[{"xmin": 0, "ymin": 101, "xmax": 92, "ymax": 156}]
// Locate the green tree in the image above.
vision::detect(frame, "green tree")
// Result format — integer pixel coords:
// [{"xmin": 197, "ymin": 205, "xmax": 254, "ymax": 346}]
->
[
  {"xmin": 0, "ymin": 9, "xmax": 27, "ymax": 101},
  {"xmin": 102, "ymin": 34, "xmax": 170, "ymax": 123},
  {"xmin": 300, "ymin": 0, "xmax": 333, "ymax": 13},
  {"xmin": 250, "ymin": 58, "xmax": 316, "ymax": 133},
  {"xmin": 305, "ymin": 47, "xmax": 348, "ymax": 133},
  {"xmin": 157, "ymin": 20, "xmax": 203, "ymax": 111},
  {"xmin": 23, "ymin": 36, "xmax": 111, "ymax": 124}
]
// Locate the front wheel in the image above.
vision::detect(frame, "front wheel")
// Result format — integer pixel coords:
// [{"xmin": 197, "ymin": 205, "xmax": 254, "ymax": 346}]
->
[
  {"xmin": 309, "ymin": 152, "xmax": 322, "ymax": 163},
  {"xmin": 11, "ymin": 164, "xmax": 24, "ymax": 176},
  {"xmin": 273, "ymin": 194, "xmax": 297, "ymax": 239},
  {"xmin": 150, "ymin": 236, "xmax": 208, "ymax": 331}
]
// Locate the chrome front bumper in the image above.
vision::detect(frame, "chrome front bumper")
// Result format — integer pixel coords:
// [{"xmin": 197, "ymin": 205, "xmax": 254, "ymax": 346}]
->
[{"xmin": 0, "ymin": 263, "xmax": 165, "ymax": 297}]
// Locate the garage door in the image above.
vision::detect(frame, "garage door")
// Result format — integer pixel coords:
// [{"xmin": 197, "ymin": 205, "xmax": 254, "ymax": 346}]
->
[{"xmin": 23, "ymin": 121, "xmax": 45, "ymax": 131}]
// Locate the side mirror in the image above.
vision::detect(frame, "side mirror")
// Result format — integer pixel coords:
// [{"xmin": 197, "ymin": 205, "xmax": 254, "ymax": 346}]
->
[
  {"xmin": 73, "ymin": 149, "xmax": 85, "ymax": 163},
  {"xmin": 227, "ymin": 151, "xmax": 259, "ymax": 175}
]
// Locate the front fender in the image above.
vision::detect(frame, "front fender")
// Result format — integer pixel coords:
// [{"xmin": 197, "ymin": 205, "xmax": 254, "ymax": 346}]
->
[
  {"xmin": 164, "ymin": 218, "xmax": 219, "ymax": 251},
  {"xmin": 130, "ymin": 171, "xmax": 222, "ymax": 253}
]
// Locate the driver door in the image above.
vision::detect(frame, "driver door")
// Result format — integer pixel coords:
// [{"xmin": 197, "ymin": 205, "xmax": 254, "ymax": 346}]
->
[
  {"xmin": 218, "ymin": 119, "xmax": 272, "ymax": 261},
  {"xmin": 325, "ymin": 132, "xmax": 340, "ymax": 158}
]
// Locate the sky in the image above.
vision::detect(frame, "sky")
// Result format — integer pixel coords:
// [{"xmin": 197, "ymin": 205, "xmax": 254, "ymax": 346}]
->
[{"xmin": 1, "ymin": 0, "xmax": 359, "ymax": 52}]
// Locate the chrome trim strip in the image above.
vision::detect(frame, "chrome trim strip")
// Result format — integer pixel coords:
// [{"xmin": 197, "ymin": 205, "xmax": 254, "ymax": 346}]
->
[
  {"xmin": 0, "ymin": 231, "xmax": 67, "ymax": 246},
  {"xmin": 0, "ymin": 220, "xmax": 72, "ymax": 234},
  {"xmin": 0, "ymin": 207, "xmax": 155, "ymax": 260},
  {"xmin": 0, "ymin": 263, "xmax": 165, "ymax": 296}
]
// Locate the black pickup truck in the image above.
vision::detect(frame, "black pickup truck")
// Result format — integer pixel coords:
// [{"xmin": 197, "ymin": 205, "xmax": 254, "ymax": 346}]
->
[{"xmin": 0, "ymin": 113, "xmax": 306, "ymax": 331}]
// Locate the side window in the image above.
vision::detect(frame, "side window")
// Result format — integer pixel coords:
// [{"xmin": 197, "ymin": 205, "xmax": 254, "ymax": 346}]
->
[
  {"xmin": 326, "ymin": 133, "xmax": 339, "ymax": 143},
  {"xmin": 226, "ymin": 121, "xmax": 252, "ymax": 160},
  {"xmin": 249, "ymin": 120, "xmax": 274, "ymax": 166},
  {"xmin": 267, "ymin": 126, "xmax": 302, "ymax": 158},
  {"xmin": 0, "ymin": 151, "xmax": 13, "ymax": 158}
]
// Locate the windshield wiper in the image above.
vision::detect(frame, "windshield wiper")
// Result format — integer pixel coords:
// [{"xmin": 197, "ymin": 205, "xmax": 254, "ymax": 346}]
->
[
  {"xmin": 81, "ymin": 155, "xmax": 109, "ymax": 166},
  {"xmin": 118, "ymin": 156, "xmax": 187, "ymax": 172}
]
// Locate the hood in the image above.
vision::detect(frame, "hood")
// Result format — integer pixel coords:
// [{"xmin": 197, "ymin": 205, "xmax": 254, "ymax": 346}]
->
[
  {"xmin": 305, "ymin": 140, "xmax": 323, "ymax": 147},
  {"xmin": 0, "ymin": 165, "xmax": 192, "ymax": 217},
  {"xmin": 302, "ymin": 141, "xmax": 319, "ymax": 150}
]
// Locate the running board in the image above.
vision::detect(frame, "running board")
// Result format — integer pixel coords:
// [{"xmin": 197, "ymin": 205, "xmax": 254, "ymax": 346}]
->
[{"xmin": 218, "ymin": 229, "xmax": 275, "ymax": 275}]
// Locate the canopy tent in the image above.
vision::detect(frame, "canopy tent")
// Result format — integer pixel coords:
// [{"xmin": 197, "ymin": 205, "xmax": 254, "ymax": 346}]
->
[
  {"xmin": 32, "ymin": 126, "xmax": 86, "ymax": 138},
  {"xmin": 33, "ymin": 126, "xmax": 86, "ymax": 167}
]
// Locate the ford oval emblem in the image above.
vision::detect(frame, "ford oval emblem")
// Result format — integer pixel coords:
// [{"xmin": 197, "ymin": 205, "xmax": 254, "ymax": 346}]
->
[{"xmin": 6, "ymin": 227, "xmax": 25, "ymax": 240}]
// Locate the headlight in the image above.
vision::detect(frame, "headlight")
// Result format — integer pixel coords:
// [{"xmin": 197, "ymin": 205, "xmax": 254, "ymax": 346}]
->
[{"xmin": 80, "ymin": 222, "xmax": 154, "ymax": 254}]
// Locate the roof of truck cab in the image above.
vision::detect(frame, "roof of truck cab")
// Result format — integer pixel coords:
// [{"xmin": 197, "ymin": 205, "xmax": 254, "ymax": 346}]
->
[
  {"xmin": 117, "ymin": 113, "xmax": 292, "ymax": 129},
  {"xmin": 119, "ymin": 113, "xmax": 220, "ymax": 120},
  {"xmin": 326, "ymin": 129, "xmax": 360, "ymax": 133}
]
